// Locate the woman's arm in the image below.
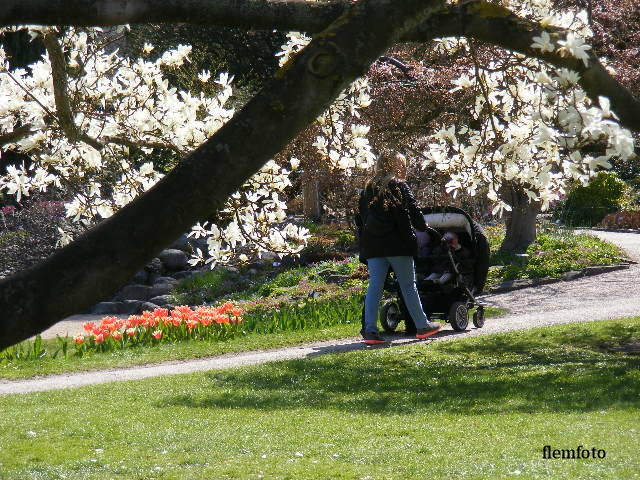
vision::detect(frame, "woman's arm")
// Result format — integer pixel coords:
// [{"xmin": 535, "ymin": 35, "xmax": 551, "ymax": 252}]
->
[
  {"xmin": 355, "ymin": 189, "xmax": 366, "ymax": 235},
  {"xmin": 398, "ymin": 182, "xmax": 427, "ymax": 232}
]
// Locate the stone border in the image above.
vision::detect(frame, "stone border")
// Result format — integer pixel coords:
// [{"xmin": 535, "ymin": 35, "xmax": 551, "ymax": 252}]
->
[
  {"xmin": 488, "ymin": 263, "xmax": 632, "ymax": 294},
  {"xmin": 588, "ymin": 228, "xmax": 640, "ymax": 234}
]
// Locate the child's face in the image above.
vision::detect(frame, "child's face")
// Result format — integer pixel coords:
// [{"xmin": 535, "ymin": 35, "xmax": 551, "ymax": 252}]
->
[{"xmin": 444, "ymin": 234, "xmax": 458, "ymax": 249}]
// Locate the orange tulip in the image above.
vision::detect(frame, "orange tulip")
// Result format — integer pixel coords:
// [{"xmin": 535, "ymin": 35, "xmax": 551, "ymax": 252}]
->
[{"xmin": 152, "ymin": 330, "xmax": 163, "ymax": 340}]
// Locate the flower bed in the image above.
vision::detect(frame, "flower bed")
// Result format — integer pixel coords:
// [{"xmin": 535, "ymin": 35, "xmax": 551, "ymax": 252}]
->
[
  {"xmin": 73, "ymin": 303, "xmax": 243, "ymax": 354},
  {"xmin": 0, "ymin": 295, "xmax": 363, "ymax": 364}
]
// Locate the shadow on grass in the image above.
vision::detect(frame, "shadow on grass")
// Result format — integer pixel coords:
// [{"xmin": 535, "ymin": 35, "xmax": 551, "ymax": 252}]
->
[{"xmin": 153, "ymin": 322, "xmax": 640, "ymax": 416}]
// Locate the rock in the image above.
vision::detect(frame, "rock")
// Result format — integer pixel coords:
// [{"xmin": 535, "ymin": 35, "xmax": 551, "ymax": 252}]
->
[
  {"xmin": 261, "ymin": 252, "xmax": 278, "ymax": 261},
  {"xmin": 145, "ymin": 257, "xmax": 163, "ymax": 274},
  {"xmin": 489, "ymin": 279, "xmax": 536, "ymax": 293},
  {"xmin": 139, "ymin": 301, "xmax": 160, "ymax": 313},
  {"xmin": 148, "ymin": 272, "xmax": 162, "ymax": 285},
  {"xmin": 170, "ymin": 234, "xmax": 191, "ymax": 252},
  {"xmin": 247, "ymin": 268, "xmax": 259, "ymax": 276},
  {"xmin": 91, "ymin": 302, "xmax": 121, "ymax": 314},
  {"xmin": 131, "ymin": 270, "xmax": 149, "ymax": 285},
  {"xmin": 158, "ymin": 249, "xmax": 189, "ymax": 271},
  {"xmin": 563, "ymin": 270, "xmax": 583, "ymax": 281},
  {"xmin": 119, "ymin": 300, "xmax": 144, "ymax": 314},
  {"xmin": 153, "ymin": 276, "xmax": 178, "ymax": 285},
  {"xmin": 149, "ymin": 295, "xmax": 175, "ymax": 306},
  {"xmin": 188, "ymin": 236, "xmax": 208, "ymax": 254},
  {"xmin": 118, "ymin": 284, "xmax": 152, "ymax": 301},
  {"xmin": 247, "ymin": 262, "xmax": 265, "ymax": 271},
  {"xmin": 150, "ymin": 282, "xmax": 174, "ymax": 297},
  {"xmin": 584, "ymin": 264, "xmax": 629, "ymax": 276},
  {"xmin": 326, "ymin": 274, "xmax": 350, "ymax": 284}
]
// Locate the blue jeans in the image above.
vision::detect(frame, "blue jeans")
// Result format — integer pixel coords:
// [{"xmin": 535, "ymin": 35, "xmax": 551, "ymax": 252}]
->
[{"xmin": 364, "ymin": 256, "xmax": 428, "ymax": 333}]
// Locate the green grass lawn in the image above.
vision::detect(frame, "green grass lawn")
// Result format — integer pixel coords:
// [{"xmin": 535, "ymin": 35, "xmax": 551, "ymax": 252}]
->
[{"xmin": 1, "ymin": 318, "xmax": 638, "ymax": 479}]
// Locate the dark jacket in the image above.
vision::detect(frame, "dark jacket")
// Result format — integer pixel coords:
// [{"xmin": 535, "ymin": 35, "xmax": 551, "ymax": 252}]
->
[{"xmin": 356, "ymin": 179, "xmax": 427, "ymax": 260}]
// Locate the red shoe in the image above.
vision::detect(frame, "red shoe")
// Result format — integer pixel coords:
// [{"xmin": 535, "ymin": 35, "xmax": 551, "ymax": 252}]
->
[
  {"xmin": 362, "ymin": 332, "xmax": 386, "ymax": 344},
  {"xmin": 416, "ymin": 323, "xmax": 441, "ymax": 339}
]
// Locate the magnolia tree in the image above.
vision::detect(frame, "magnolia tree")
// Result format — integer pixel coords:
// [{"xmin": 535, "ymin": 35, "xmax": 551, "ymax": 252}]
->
[
  {"xmin": 0, "ymin": 26, "xmax": 311, "ymax": 267},
  {"xmin": 422, "ymin": 1, "xmax": 635, "ymax": 251},
  {"xmin": 1, "ymin": 0, "xmax": 640, "ymax": 349},
  {"xmin": 277, "ymin": 31, "xmax": 375, "ymax": 220}
]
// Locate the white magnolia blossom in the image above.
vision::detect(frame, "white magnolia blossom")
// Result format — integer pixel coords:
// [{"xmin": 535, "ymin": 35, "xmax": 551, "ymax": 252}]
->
[
  {"xmin": 423, "ymin": 3, "xmax": 632, "ymax": 216},
  {"xmin": 276, "ymin": 32, "xmax": 376, "ymax": 175},
  {"xmin": 186, "ymin": 160, "xmax": 311, "ymax": 267},
  {"xmin": 424, "ymin": 50, "xmax": 633, "ymax": 214},
  {"xmin": 0, "ymin": 26, "xmax": 308, "ymax": 266}
]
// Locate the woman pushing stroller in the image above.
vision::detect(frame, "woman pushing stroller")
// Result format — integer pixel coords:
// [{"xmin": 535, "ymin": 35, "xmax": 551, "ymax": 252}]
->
[{"xmin": 356, "ymin": 152, "xmax": 441, "ymax": 345}]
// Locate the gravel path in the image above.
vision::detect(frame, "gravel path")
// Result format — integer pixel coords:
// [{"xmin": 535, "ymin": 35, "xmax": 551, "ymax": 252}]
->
[{"xmin": 2, "ymin": 230, "xmax": 638, "ymax": 396}]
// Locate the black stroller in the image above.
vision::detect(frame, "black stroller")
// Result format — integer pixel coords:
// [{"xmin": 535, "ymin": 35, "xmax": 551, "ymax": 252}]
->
[{"xmin": 379, "ymin": 206, "xmax": 490, "ymax": 332}]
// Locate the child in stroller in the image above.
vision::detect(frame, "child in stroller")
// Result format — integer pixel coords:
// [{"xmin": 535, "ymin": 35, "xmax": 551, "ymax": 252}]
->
[
  {"xmin": 422, "ymin": 231, "xmax": 473, "ymax": 287},
  {"xmin": 378, "ymin": 207, "xmax": 490, "ymax": 333}
]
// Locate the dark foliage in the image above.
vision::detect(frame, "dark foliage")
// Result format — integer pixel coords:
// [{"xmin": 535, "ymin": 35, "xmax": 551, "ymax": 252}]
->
[{"xmin": 0, "ymin": 200, "xmax": 79, "ymax": 277}]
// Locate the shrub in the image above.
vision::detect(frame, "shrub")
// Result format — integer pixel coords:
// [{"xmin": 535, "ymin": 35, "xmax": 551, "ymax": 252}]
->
[
  {"xmin": 174, "ymin": 268, "xmax": 255, "ymax": 304},
  {"xmin": 0, "ymin": 200, "xmax": 78, "ymax": 277},
  {"xmin": 300, "ymin": 223, "xmax": 357, "ymax": 263},
  {"xmin": 556, "ymin": 172, "xmax": 629, "ymax": 226}
]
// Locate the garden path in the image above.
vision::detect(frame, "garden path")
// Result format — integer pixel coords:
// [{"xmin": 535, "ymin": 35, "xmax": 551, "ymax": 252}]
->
[{"xmin": 1, "ymin": 230, "xmax": 639, "ymax": 395}]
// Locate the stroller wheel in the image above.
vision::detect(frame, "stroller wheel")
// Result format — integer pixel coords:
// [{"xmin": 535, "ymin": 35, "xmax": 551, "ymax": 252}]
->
[
  {"xmin": 473, "ymin": 307, "xmax": 485, "ymax": 328},
  {"xmin": 380, "ymin": 300, "xmax": 403, "ymax": 333},
  {"xmin": 448, "ymin": 301, "xmax": 468, "ymax": 331}
]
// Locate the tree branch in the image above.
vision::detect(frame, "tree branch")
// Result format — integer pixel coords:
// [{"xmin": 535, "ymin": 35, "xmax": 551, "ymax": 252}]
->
[
  {"xmin": 0, "ymin": 0, "xmax": 446, "ymax": 349},
  {"xmin": 42, "ymin": 31, "xmax": 106, "ymax": 151},
  {"xmin": 0, "ymin": 0, "xmax": 345, "ymax": 31},
  {"xmin": 4, "ymin": 0, "xmax": 639, "ymax": 132},
  {"xmin": 405, "ymin": 2, "xmax": 640, "ymax": 131},
  {"xmin": 0, "ymin": 125, "xmax": 33, "ymax": 148},
  {"xmin": 378, "ymin": 56, "xmax": 413, "ymax": 78}
]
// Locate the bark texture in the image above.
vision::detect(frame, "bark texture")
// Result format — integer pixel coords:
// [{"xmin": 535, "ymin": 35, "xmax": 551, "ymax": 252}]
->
[
  {"xmin": 0, "ymin": 0, "xmax": 445, "ymax": 349},
  {"xmin": 499, "ymin": 185, "xmax": 541, "ymax": 253}
]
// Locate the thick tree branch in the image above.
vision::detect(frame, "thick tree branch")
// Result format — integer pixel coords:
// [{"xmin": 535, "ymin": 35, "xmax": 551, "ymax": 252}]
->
[
  {"xmin": 41, "ymin": 31, "xmax": 105, "ymax": 151},
  {"xmin": 0, "ymin": 0, "xmax": 345, "ymax": 31},
  {"xmin": 41, "ymin": 32, "xmax": 78, "ymax": 140},
  {"xmin": 408, "ymin": 2, "xmax": 640, "ymax": 132},
  {"xmin": 0, "ymin": 0, "xmax": 446, "ymax": 349},
  {"xmin": 3, "ymin": 0, "xmax": 639, "ymax": 132}
]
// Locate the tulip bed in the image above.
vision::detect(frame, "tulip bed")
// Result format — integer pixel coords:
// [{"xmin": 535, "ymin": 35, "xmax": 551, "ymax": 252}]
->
[
  {"xmin": 72, "ymin": 303, "xmax": 244, "ymax": 355},
  {"xmin": 0, "ymin": 295, "xmax": 365, "ymax": 366}
]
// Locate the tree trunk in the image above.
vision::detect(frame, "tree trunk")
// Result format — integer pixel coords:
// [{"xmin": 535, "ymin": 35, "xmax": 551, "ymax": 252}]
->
[
  {"xmin": 499, "ymin": 186, "xmax": 541, "ymax": 253},
  {"xmin": 302, "ymin": 176, "xmax": 321, "ymax": 221}
]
